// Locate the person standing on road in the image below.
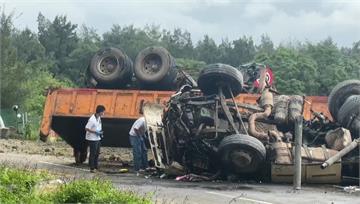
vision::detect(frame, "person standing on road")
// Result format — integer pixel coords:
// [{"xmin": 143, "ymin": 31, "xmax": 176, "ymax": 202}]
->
[
  {"xmin": 85, "ymin": 105, "xmax": 105, "ymax": 173},
  {"xmin": 129, "ymin": 116, "xmax": 148, "ymax": 173}
]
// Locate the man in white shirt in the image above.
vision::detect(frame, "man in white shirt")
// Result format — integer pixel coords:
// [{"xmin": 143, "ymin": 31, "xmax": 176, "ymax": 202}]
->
[
  {"xmin": 129, "ymin": 116, "xmax": 148, "ymax": 173},
  {"xmin": 85, "ymin": 105, "xmax": 105, "ymax": 173}
]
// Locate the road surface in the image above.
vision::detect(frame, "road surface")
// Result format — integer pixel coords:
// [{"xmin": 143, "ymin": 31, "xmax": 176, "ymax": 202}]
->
[{"xmin": 0, "ymin": 152, "xmax": 359, "ymax": 204}]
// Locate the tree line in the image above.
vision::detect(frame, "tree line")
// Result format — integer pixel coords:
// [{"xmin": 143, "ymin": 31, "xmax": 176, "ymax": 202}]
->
[{"xmin": 1, "ymin": 10, "xmax": 359, "ymax": 117}]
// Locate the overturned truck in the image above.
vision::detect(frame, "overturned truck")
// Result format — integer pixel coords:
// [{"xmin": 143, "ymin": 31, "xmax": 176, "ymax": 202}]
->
[
  {"xmin": 144, "ymin": 64, "xmax": 360, "ymax": 183},
  {"xmin": 40, "ymin": 45, "xmax": 359, "ymax": 183},
  {"xmin": 40, "ymin": 46, "xmax": 281, "ymax": 164}
]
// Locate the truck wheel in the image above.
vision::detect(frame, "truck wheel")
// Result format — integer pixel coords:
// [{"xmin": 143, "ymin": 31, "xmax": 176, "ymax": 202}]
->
[
  {"xmin": 337, "ymin": 95, "xmax": 360, "ymax": 137},
  {"xmin": 328, "ymin": 80, "xmax": 360, "ymax": 121},
  {"xmin": 218, "ymin": 134, "xmax": 266, "ymax": 173},
  {"xmin": 197, "ymin": 63, "xmax": 243, "ymax": 99},
  {"xmin": 89, "ymin": 47, "xmax": 133, "ymax": 86},
  {"xmin": 134, "ymin": 46, "xmax": 176, "ymax": 84}
]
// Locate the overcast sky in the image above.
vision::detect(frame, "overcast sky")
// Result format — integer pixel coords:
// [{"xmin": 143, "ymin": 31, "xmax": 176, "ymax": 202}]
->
[{"xmin": 2, "ymin": 0, "xmax": 360, "ymax": 47}]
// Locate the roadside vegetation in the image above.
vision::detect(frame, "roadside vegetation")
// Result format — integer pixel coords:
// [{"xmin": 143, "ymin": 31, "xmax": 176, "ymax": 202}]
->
[
  {"xmin": 1, "ymin": 8, "xmax": 359, "ymax": 139},
  {"xmin": 0, "ymin": 165, "xmax": 152, "ymax": 204},
  {"xmin": 0, "ymin": 166, "xmax": 51, "ymax": 204},
  {"xmin": 50, "ymin": 179, "xmax": 151, "ymax": 204}
]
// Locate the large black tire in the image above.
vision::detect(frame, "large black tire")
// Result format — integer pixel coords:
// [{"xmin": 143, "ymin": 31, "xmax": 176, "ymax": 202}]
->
[
  {"xmin": 218, "ymin": 134, "xmax": 266, "ymax": 173},
  {"xmin": 89, "ymin": 47, "xmax": 133, "ymax": 86},
  {"xmin": 328, "ymin": 80, "xmax": 360, "ymax": 121},
  {"xmin": 337, "ymin": 95, "xmax": 360, "ymax": 137},
  {"xmin": 134, "ymin": 46, "xmax": 177, "ymax": 88},
  {"xmin": 198, "ymin": 63, "xmax": 243, "ymax": 99}
]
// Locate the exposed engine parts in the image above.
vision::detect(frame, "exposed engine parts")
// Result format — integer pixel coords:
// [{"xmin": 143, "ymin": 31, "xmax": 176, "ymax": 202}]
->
[{"xmin": 143, "ymin": 64, "xmax": 360, "ymax": 182}]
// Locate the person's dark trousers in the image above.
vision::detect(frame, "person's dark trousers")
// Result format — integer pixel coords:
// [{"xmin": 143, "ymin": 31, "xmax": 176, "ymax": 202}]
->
[
  {"xmin": 129, "ymin": 135, "xmax": 148, "ymax": 171},
  {"xmin": 140, "ymin": 136, "xmax": 148, "ymax": 169},
  {"xmin": 88, "ymin": 140, "xmax": 101, "ymax": 170}
]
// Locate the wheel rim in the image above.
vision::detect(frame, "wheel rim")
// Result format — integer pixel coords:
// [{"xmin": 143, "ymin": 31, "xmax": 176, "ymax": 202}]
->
[
  {"xmin": 98, "ymin": 56, "xmax": 120, "ymax": 75},
  {"xmin": 229, "ymin": 149, "xmax": 253, "ymax": 168},
  {"xmin": 142, "ymin": 54, "xmax": 162, "ymax": 75}
]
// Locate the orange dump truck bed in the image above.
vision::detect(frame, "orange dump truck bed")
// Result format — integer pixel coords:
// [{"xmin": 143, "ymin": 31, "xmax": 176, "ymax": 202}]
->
[{"xmin": 40, "ymin": 88, "xmax": 331, "ymax": 162}]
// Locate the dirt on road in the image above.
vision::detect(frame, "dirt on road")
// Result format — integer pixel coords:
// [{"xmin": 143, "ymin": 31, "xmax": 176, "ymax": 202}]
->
[{"xmin": 0, "ymin": 138, "xmax": 135, "ymax": 163}]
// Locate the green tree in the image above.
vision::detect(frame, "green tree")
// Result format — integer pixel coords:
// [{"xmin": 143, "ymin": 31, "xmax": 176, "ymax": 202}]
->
[
  {"xmin": 37, "ymin": 13, "xmax": 78, "ymax": 80},
  {"xmin": 0, "ymin": 9, "xmax": 27, "ymax": 108},
  {"xmin": 256, "ymin": 34, "xmax": 275, "ymax": 55},
  {"xmin": 303, "ymin": 38, "xmax": 348, "ymax": 95},
  {"xmin": 345, "ymin": 41, "xmax": 360, "ymax": 79},
  {"xmin": 218, "ymin": 39, "xmax": 233, "ymax": 64},
  {"xmin": 102, "ymin": 25, "xmax": 155, "ymax": 59},
  {"xmin": 229, "ymin": 36, "xmax": 256, "ymax": 66},
  {"xmin": 1, "ymin": 9, "xmax": 69, "ymax": 116},
  {"xmin": 144, "ymin": 24, "xmax": 162, "ymax": 42},
  {"xmin": 266, "ymin": 46, "xmax": 318, "ymax": 95},
  {"xmin": 64, "ymin": 25, "xmax": 101, "ymax": 85},
  {"xmin": 195, "ymin": 35, "xmax": 219, "ymax": 64},
  {"xmin": 161, "ymin": 28, "xmax": 194, "ymax": 58},
  {"xmin": 12, "ymin": 28, "xmax": 46, "ymax": 63}
]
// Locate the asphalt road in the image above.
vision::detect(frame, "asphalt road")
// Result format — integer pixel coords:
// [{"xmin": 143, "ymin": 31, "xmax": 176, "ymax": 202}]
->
[{"xmin": 0, "ymin": 152, "xmax": 359, "ymax": 204}]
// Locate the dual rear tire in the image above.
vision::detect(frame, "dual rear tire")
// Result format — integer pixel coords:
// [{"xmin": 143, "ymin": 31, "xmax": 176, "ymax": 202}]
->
[
  {"xmin": 89, "ymin": 47, "xmax": 133, "ymax": 88},
  {"xmin": 328, "ymin": 80, "xmax": 360, "ymax": 137},
  {"xmin": 218, "ymin": 134, "xmax": 266, "ymax": 173},
  {"xmin": 134, "ymin": 46, "xmax": 178, "ymax": 90},
  {"xmin": 88, "ymin": 46, "xmax": 179, "ymax": 90}
]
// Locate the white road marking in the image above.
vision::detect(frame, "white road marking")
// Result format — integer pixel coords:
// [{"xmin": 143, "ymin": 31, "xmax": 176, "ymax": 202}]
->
[
  {"xmin": 206, "ymin": 191, "xmax": 274, "ymax": 204},
  {"xmin": 39, "ymin": 161, "xmax": 90, "ymax": 172}
]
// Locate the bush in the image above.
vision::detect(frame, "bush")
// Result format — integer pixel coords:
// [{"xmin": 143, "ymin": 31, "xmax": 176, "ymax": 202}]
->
[
  {"xmin": 0, "ymin": 166, "xmax": 152, "ymax": 204},
  {"xmin": 49, "ymin": 179, "xmax": 152, "ymax": 204},
  {"xmin": 0, "ymin": 166, "xmax": 50, "ymax": 204}
]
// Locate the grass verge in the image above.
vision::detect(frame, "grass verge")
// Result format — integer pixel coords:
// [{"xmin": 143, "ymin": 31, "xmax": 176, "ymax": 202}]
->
[{"xmin": 0, "ymin": 165, "xmax": 152, "ymax": 203}]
